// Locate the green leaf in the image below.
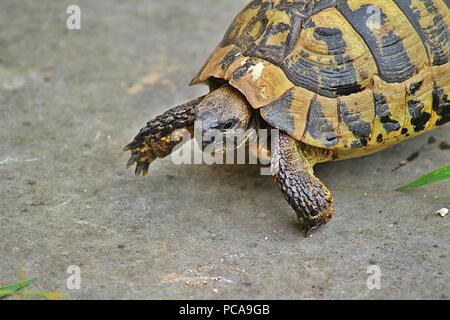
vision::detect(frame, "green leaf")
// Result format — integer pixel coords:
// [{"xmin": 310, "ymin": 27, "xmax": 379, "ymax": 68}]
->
[
  {"xmin": 0, "ymin": 278, "xmax": 37, "ymax": 299},
  {"xmin": 398, "ymin": 164, "xmax": 450, "ymax": 191}
]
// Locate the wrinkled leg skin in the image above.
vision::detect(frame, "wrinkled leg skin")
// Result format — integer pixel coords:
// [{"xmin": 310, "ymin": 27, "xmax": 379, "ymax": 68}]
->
[
  {"xmin": 271, "ymin": 132, "xmax": 335, "ymax": 235},
  {"xmin": 124, "ymin": 96, "xmax": 205, "ymax": 176}
]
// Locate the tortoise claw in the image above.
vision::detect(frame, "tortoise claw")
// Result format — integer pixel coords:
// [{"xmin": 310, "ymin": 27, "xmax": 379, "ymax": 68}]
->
[
  {"xmin": 142, "ymin": 163, "xmax": 150, "ymax": 176},
  {"xmin": 125, "ymin": 141, "xmax": 155, "ymax": 176},
  {"xmin": 126, "ymin": 155, "xmax": 140, "ymax": 169},
  {"xmin": 303, "ymin": 225, "xmax": 312, "ymax": 238},
  {"xmin": 135, "ymin": 162, "xmax": 150, "ymax": 176},
  {"xmin": 135, "ymin": 163, "xmax": 143, "ymax": 176}
]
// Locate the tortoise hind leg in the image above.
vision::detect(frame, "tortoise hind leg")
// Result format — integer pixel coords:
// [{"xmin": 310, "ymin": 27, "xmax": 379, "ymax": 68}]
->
[
  {"xmin": 271, "ymin": 132, "xmax": 335, "ymax": 235},
  {"xmin": 124, "ymin": 95, "xmax": 205, "ymax": 176}
]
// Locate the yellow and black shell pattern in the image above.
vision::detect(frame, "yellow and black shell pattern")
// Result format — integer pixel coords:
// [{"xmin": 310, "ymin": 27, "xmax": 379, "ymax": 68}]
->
[{"xmin": 191, "ymin": 0, "xmax": 450, "ymax": 154}]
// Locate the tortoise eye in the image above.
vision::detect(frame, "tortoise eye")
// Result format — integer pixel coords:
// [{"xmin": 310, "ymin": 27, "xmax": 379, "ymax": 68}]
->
[{"xmin": 223, "ymin": 120, "xmax": 236, "ymax": 130}]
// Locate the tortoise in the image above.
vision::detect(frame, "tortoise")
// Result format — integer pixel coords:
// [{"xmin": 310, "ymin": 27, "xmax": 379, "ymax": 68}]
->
[{"xmin": 125, "ymin": 0, "xmax": 450, "ymax": 234}]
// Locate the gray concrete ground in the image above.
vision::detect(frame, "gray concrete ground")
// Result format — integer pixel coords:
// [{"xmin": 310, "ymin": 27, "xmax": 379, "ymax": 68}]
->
[{"xmin": 0, "ymin": 0, "xmax": 449, "ymax": 300}]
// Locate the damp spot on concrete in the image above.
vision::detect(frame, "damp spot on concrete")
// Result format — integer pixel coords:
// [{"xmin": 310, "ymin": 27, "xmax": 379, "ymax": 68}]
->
[{"xmin": 438, "ymin": 142, "xmax": 450, "ymax": 150}]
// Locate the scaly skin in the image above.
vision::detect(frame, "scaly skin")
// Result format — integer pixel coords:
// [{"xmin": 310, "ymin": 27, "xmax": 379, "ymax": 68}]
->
[
  {"xmin": 271, "ymin": 132, "xmax": 335, "ymax": 236},
  {"xmin": 124, "ymin": 96, "xmax": 205, "ymax": 176}
]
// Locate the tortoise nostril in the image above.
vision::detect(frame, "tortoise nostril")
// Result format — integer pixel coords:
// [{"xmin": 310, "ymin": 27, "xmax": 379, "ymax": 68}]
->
[
  {"xmin": 203, "ymin": 134, "xmax": 215, "ymax": 144},
  {"xmin": 202, "ymin": 135, "xmax": 216, "ymax": 149}
]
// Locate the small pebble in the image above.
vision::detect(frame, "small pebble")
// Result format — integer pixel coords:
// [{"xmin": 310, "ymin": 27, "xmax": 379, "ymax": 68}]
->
[{"xmin": 436, "ymin": 208, "xmax": 448, "ymax": 218}]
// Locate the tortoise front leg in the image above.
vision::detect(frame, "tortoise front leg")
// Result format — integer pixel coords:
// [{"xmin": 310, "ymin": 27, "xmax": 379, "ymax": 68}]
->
[
  {"xmin": 271, "ymin": 132, "xmax": 335, "ymax": 235},
  {"xmin": 124, "ymin": 96, "xmax": 205, "ymax": 176}
]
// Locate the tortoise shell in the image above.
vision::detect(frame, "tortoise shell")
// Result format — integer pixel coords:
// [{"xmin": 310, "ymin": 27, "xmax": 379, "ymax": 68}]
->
[{"xmin": 191, "ymin": 0, "xmax": 450, "ymax": 155}]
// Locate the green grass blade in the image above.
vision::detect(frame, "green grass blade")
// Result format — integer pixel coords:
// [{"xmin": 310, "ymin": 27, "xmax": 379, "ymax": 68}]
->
[
  {"xmin": 0, "ymin": 278, "xmax": 37, "ymax": 299},
  {"xmin": 398, "ymin": 164, "xmax": 450, "ymax": 191},
  {"xmin": 23, "ymin": 290, "xmax": 65, "ymax": 300}
]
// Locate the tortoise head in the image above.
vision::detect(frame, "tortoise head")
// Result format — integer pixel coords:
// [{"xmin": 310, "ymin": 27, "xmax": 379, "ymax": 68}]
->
[{"xmin": 195, "ymin": 85, "xmax": 255, "ymax": 152}]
